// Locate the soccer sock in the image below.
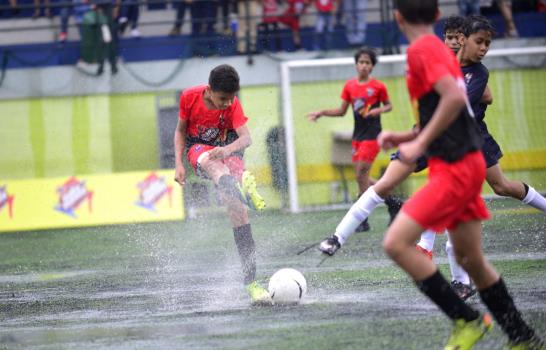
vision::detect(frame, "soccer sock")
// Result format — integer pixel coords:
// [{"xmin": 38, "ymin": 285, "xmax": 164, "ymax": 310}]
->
[
  {"xmin": 416, "ymin": 270, "xmax": 480, "ymax": 322},
  {"xmin": 384, "ymin": 195, "xmax": 403, "ymax": 216},
  {"xmin": 218, "ymin": 174, "xmax": 246, "ymax": 204},
  {"xmin": 233, "ymin": 224, "xmax": 256, "ymax": 285},
  {"xmin": 445, "ymin": 233, "xmax": 471, "ymax": 285},
  {"xmin": 480, "ymin": 278, "xmax": 536, "ymax": 343},
  {"xmin": 522, "ymin": 183, "xmax": 546, "ymax": 213},
  {"xmin": 334, "ymin": 187, "xmax": 384, "ymax": 245},
  {"xmin": 417, "ymin": 230, "xmax": 436, "ymax": 252}
]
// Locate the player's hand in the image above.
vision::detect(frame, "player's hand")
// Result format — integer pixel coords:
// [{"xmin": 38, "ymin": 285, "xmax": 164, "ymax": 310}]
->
[
  {"xmin": 365, "ymin": 108, "xmax": 380, "ymax": 118},
  {"xmin": 208, "ymin": 147, "xmax": 229, "ymax": 160},
  {"xmin": 398, "ymin": 139, "xmax": 425, "ymax": 164},
  {"xmin": 377, "ymin": 131, "xmax": 400, "ymax": 151},
  {"xmin": 174, "ymin": 165, "xmax": 186, "ymax": 186},
  {"xmin": 307, "ymin": 111, "xmax": 321, "ymax": 122}
]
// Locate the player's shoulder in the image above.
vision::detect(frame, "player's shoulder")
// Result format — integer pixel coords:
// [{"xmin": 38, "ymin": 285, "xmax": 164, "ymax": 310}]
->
[
  {"xmin": 476, "ymin": 62, "xmax": 489, "ymax": 75},
  {"xmin": 409, "ymin": 34, "xmax": 450, "ymax": 58},
  {"xmin": 370, "ymin": 78, "xmax": 387, "ymax": 89},
  {"xmin": 181, "ymin": 85, "xmax": 207, "ymax": 99}
]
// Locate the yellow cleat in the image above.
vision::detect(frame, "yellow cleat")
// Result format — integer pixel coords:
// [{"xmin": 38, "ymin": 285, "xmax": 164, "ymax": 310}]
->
[
  {"xmin": 246, "ymin": 281, "xmax": 272, "ymax": 306},
  {"xmin": 444, "ymin": 313, "xmax": 493, "ymax": 350},
  {"xmin": 240, "ymin": 171, "xmax": 266, "ymax": 211}
]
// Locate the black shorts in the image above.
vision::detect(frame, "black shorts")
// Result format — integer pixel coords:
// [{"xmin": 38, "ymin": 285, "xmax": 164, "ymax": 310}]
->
[
  {"xmin": 390, "ymin": 151, "xmax": 429, "ymax": 173},
  {"xmin": 481, "ymin": 133, "xmax": 503, "ymax": 168}
]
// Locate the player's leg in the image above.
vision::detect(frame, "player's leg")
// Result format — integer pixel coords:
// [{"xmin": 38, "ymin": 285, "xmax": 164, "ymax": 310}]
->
[
  {"xmin": 319, "ymin": 159, "xmax": 416, "ymax": 255},
  {"xmin": 354, "ymin": 159, "xmax": 373, "ymax": 232},
  {"xmin": 486, "ymin": 164, "xmax": 546, "ymax": 213},
  {"xmin": 445, "ymin": 232, "xmax": 476, "ymax": 300},
  {"xmin": 449, "ymin": 220, "xmax": 542, "ymax": 348}
]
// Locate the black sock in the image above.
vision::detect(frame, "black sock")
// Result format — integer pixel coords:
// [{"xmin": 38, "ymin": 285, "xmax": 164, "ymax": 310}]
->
[
  {"xmin": 218, "ymin": 175, "xmax": 245, "ymax": 204},
  {"xmin": 384, "ymin": 195, "xmax": 403, "ymax": 211},
  {"xmin": 480, "ymin": 278, "xmax": 535, "ymax": 343},
  {"xmin": 417, "ymin": 270, "xmax": 480, "ymax": 322},
  {"xmin": 523, "ymin": 183, "xmax": 529, "ymax": 197},
  {"xmin": 233, "ymin": 224, "xmax": 256, "ymax": 285}
]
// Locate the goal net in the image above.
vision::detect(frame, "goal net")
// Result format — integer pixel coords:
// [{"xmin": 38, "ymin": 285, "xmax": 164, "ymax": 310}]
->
[{"xmin": 279, "ymin": 46, "xmax": 546, "ymax": 213}]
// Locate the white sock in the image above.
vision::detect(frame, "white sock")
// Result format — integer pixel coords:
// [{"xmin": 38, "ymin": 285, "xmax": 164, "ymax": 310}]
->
[
  {"xmin": 417, "ymin": 230, "xmax": 436, "ymax": 252},
  {"xmin": 522, "ymin": 185, "xmax": 546, "ymax": 213},
  {"xmin": 334, "ymin": 187, "xmax": 384, "ymax": 245},
  {"xmin": 446, "ymin": 233, "xmax": 470, "ymax": 285}
]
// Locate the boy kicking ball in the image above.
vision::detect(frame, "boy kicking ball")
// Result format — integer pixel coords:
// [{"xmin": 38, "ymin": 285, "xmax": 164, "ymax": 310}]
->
[{"xmin": 173, "ymin": 64, "xmax": 270, "ymax": 305}]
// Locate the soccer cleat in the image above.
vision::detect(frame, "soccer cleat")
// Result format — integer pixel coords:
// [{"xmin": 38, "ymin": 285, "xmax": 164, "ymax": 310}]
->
[
  {"xmin": 416, "ymin": 245, "xmax": 433, "ymax": 260},
  {"xmin": 319, "ymin": 235, "xmax": 341, "ymax": 256},
  {"xmin": 451, "ymin": 280, "xmax": 477, "ymax": 301},
  {"xmin": 385, "ymin": 195, "xmax": 404, "ymax": 226},
  {"xmin": 355, "ymin": 218, "xmax": 370, "ymax": 232},
  {"xmin": 505, "ymin": 335, "xmax": 545, "ymax": 350},
  {"xmin": 444, "ymin": 313, "xmax": 493, "ymax": 350},
  {"xmin": 240, "ymin": 171, "xmax": 266, "ymax": 211},
  {"xmin": 246, "ymin": 281, "xmax": 272, "ymax": 306}
]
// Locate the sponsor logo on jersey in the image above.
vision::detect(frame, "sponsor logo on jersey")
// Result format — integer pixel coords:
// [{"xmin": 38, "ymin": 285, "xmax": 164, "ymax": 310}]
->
[
  {"xmin": 135, "ymin": 172, "xmax": 173, "ymax": 212},
  {"xmin": 367, "ymin": 88, "xmax": 375, "ymax": 97},
  {"xmin": 464, "ymin": 72, "xmax": 473, "ymax": 85},
  {"xmin": 0, "ymin": 186, "xmax": 15, "ymax": 219},
  {"xmin": 198, "ymin": 125, "xmax": 220, "ymax": 142},
  {"xmin": 55, "ymin": 177, "xmax": 93, "ymax": 218}
]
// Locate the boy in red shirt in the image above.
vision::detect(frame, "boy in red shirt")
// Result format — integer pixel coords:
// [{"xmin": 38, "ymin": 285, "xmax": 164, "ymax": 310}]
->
[
  {"xmin": 379, "ymin": 1, "xmax": 543, "ymax": 349},
  {"xmin": 308, "ymin": 47, "xmax": 400, "ymax": 232},
  {"xmin": 173, "ymin": 64, "xmax": 270, "ymax": 305}
]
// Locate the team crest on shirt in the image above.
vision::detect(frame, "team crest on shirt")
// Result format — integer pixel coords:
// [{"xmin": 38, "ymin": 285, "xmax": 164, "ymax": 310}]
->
[
  {"xmin": 0, "ymin": 186, "xmax": 15, "ymax": 219},
  {"xmin": 464, "ymin": 72, "xmax": 473, "ymax": 85},
  {"xmin": 367, "ymin": 88, "xmax": 375, "ymax": 97},
  {"xmin": 55, "ymin": 177, "xmax": 93, "ymax": 218},
  {"xmin": 135, "ymin": 172, "xmax": 173, "ymax": 212}
]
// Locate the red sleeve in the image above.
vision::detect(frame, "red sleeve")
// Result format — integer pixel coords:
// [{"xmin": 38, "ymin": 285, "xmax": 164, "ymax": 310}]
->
[
  {"xmin": 379, "ymin": 82, "xmax": 389, "ymax": 103},
  {"xmin": 230, "ymin": 97, "xmax": 248, "ymax": 129},
  {"xmin": 178, "ymin": 92, "xmax": 188, "ymax": 121},
  {"xmin": 340, "ymin": 80, "xmax": 351, "ymax": 102},
  {"xmin": 417, "ymin": 46, "xmax": 453, "ymax": 89}
]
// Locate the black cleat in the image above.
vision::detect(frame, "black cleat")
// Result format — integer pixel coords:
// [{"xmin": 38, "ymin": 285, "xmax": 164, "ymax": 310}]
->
[
  {"xmin": 451, "ymin": 280, "xmax": 477, "ymax": 301},
  {"xmin": 355, "ymin": 218, "xmax": 370, "ymax": 232},
  {"xmin": 385, "ymin": 195, "xmax": 404, "ymax": 226},
  {"xmin": 319, "ymin": 235, "xmax": 341, "ymax": 256}
]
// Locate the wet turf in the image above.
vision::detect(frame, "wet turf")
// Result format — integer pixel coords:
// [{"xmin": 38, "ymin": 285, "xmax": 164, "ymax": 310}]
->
[{"xmin": 1, "ymin": 198, "xmax": 545, "ymax": 349}]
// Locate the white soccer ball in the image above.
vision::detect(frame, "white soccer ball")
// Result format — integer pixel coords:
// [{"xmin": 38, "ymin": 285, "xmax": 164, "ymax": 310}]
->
[{"xmin": 268, "ymin": 268, "xmax": 307, "ymax": 305}]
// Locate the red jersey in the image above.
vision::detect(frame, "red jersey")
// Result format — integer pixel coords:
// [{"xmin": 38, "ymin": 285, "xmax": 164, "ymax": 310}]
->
[
  {"xmin": 341, "ymin": 78, "xmax": 389, "ymax": 141},
  {"xmin": 315, "ymin": 0, "xmax": 334, "ymax": 12},
  {"xmin": 179, "ymin": 85, "xmax": 248, "ymax": 148},
  {"xmin": 262, "ymin": 0, "xmax": 279, "ymax": 23},
  {"xmin": 406, "ymin": 34, "xmax": 481, "ymax": 162}
]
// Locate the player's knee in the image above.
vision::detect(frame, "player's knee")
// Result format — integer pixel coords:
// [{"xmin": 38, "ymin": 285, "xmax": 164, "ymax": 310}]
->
[{"xmin": 383, "ymin": 235, "xmax": 402, "ymax": 259}]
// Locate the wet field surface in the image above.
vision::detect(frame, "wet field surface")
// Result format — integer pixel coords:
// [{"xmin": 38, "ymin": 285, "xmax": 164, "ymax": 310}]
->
[{"xmin": 1, "ymin": 200, "xmax": 545, "ymax": 349}]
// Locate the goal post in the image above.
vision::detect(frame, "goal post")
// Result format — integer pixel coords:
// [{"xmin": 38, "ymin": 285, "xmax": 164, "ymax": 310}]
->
[{"xmin": 280, "ymin": 46, "xmax": 546, "ymax": 213}]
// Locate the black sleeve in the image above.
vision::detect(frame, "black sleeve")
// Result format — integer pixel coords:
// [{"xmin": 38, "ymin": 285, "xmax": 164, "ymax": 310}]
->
[{"xmin": 466, "ymin": 65, "xmax": 489, "ymax": 106}]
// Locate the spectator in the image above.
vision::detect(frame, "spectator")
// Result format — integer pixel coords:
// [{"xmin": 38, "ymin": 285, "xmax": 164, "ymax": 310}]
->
[
  {"xmin": 343, "ymin": 0, "xmax": 366, "ymax": 46},
  {"xmin": 458, "ymin": 0, "xmax": 480, "ymax": 15},
  {"xmin": 481, "ymin": 0, "xmax": 518, "ymax": 37},
  {"xmin": 192, "ymin": 0, "xmax": 218, "ymax": 55},
  {"xmin": 313, "ymin": 0, "xmax": 337, "ymax": 51},
  {"xmin": 278, "ymin": 0, "xmax": 307, "ymax": 51},
  {"xmin": 58, "ymin": 0, "xmax": 92, "ymax": 42},
  {"xmin": 118, "ymin": 0, "xmax": 141, "ymax": 37},
  {"xmin": 168, "ymin": 0, "xmax": 193, "ymax": 36},
  {"xmin": 258, "ymin": 0, "xmax": 281, "ymax": 51},
  {"xmin": 220, "ymin": 0, "xmax": 237, "ymax": 35},
  {"xmin": 7, "ymin": 0, "xmax": 20, "ymax": 16},
  {"xmin": 33, "ymin": 0, "xmax": 51, "ymax": 18},
  {"xmin": 236, "ymin": 0, "xmax": 260, "ymax": 54}
]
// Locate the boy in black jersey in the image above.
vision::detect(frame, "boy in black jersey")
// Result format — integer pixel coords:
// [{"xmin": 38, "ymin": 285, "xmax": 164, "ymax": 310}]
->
[{"xmin": 381, "ymin": 1, "xmax": 544, "ymax": 349}]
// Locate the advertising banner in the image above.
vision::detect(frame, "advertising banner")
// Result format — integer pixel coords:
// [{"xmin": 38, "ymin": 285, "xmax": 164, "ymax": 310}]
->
[{"xmin": 0, "ymin": 170, "xmax": 184, "ymax": 233}]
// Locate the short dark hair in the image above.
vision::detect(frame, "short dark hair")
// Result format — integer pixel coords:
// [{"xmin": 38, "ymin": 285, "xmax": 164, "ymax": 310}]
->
[
  {"xmin": 394, "ymin": 0, "xmax": 438, "ymax": 25},
  {"xmin": 209, "ymin": 64, "xmax": 240, "ymax": 93},
  {"xmin": 461, "ymin": 15, "xmax": 495, "ymax": 37},
  {"xmin": 354, "ymin": 47, "xmax": 377, "ymax": 66},
  {"xmin": 443, "ymin": 15, "xmax": 465, "ymax": 35}
]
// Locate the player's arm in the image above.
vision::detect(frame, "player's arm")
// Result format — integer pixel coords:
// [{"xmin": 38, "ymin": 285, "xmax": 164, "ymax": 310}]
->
[
  {"xmin": 378, "ymin": 129, "xmax": 417, "ymax": 151},
  {"xmin": 209, "ymin": 125, "xmax": 252, "ymax": 160},
  {"xmin": 398, "ymin": 76, "xmax": 466, "ymax": 163},
  {"xmin": 366, "ymin": 99, "xmax": 393, "ymax": 118},
  {"xmin": 307, "ymin": 100, "xmax": 350, "ymax": 122},
  {"xmin": 481, "ymin": 85, "xmax": 493, "ymax": 105},
  {"xmin": 174, "ymin": 119, "xmax": 188, "ymax": 186}
]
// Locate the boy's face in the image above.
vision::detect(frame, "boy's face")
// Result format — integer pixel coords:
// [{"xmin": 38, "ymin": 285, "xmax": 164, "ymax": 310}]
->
[
  {"xmin": 463, "ymin": 30, "xmax": 492, "ymax": 63},
  {"xmin": 444, "ymin": 29, "xmax": 462, "ymax": 53},
  {"xmin": 208, "ymin": 88, "xmax": 236, "ymax": 110},
  {"xmin": 356, "ymin": 54, "xmax": 374, "ymax": 77}
]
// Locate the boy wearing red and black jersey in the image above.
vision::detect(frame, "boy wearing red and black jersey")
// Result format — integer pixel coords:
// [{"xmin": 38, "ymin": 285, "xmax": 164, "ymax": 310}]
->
[
  {"xmin": 174, "ymin": 64, "xmax": 270, "ymax": 305},
  {"xmin": 308, "ymin": 47, "xmax": 401, "ymax": 231},
  {"xmin": 379, "ymin": 1, "xmax": 542, "ymax": 349}
]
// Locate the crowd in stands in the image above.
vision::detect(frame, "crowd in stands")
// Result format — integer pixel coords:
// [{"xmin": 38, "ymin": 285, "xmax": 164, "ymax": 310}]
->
[{"xmin": 1, "ymin": 0, "xmax": 544, "ymax": 74}]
